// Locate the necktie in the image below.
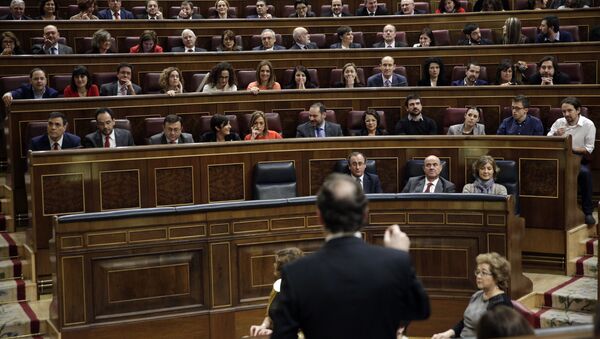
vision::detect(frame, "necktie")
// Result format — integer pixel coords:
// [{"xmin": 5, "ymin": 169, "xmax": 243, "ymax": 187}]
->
[
  {"xmin": 114, "ymin": 11, "xmax": 120, "ymax": 20},
  {"xmin": 104, "ymin": 135, "xmax": 110, "ymax": 148},
  {"xmin": 384, "ymin": 79, "xmax": 391, "ymax": 87},
  {"xmin": 426, "ymin": 182, "xmax": 434, "ymax": 193},
  {"xmin": 50, "ymin": 47, "xmax": 57, "ymax": 55},
  {"xmin": 169, "ymin": 140, "xmax": 176, "ymax": 144},
  {"xmin": 356, "ymin": 177, "xmax": 361, "ymax": 185},
  {"xmin": 387, "ymin": 45, "xmax": 393, "ymax": 48},
  {"xmin": 187, "ymin": 48, "xmax": 193, "ymax": 52},
  {"xmin": 52, "ymin": 142, "xmax": 59, "ymax": 150},
  {"xmin": 316, "ymin": 127, "xmax": 325, "ymax": 138},
  {"xmin": 120, "ymin": 85, "xmax": 127, "ymax": 96},
  {"xmin": 369, "ymin": 12, "xmax": 375, "ymax": 16}
]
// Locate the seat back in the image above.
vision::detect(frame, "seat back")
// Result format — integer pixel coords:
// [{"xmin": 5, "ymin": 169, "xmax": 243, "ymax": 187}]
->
[
  {"xmin": 309, "ymin": 33, "xmax": 327, "ymax": 48},
  {"xmin": 561, "ymin": 25, "xmax": 579, "ymax": 42},
  {"xmin": 334, "ymin": 159, "xmax": 377, "ymax": 175},
  {"xmin": 432, "ymin": 30, "xmax": 451, "ymax": 46},
  {"xmin": 558, "ymin": 63, "xmax": 583, "ymax": 84},
  {"xmin": 251, "ymin": 34, "xmax": 283, "ymax": 48},
  {"xmin": 346, "ymin": 110, "xmax": 387, "ymax": 136},
  {"xmin": 282, "ymin": 68, "xmax": 319, "ymax": 88},
  {"xmin": 244, "ymin": 4, "xmax": 275, "ymax": 17},
  {"xmin": 253, "ymin": 161, "xmax": 297, "ymax": 200},
  {"xmin": 141, "ymin": 73, "xmax": 162, "ymax": 94},
  {"xmin": 131, "ymin": 6, "xmax": 146, "ymax": 17},
  {"xmin": 211, "ymin": 35, "xmax": 243, "ymax": 51},
  {"xmin": 235, "ymin": 70, "xmax": 257, "ymax": 90},
  {"xmin": 479, "ymin": 28, "xmax": 494, "ymax": 43},
  {"xmin": 25, "ymin": 121, "xmax": 48, "ymax": 153},
  {"xmin": 375, "ymin": 31, "xmax": 407, "ymax": 45},
  {"xmin": 298, "ymin": 110, "xmax": 337, "ymax": 124},
  {"xmin": 75, "ymin": 37, "xmax": 118, "ymax": 53},
  {"xmin": 92, "ymin": 72, "xmax": 118, "ymax": 87},
  {"xmin": 167, "ymin": 36, "xmax": 184, "ymax": 51},
  {"xmin": 1, "ymin": 75, "xmax": 30, "ymax": 94},
  {"xmin": 120, "ymin": 37, "xmax": 139, "ymax": 53},
  {"xmin": 414, "ymin": 1, "xmax": 430, "ymax": 12},
  {"xmin": 144, "ymin": 117, "xmax": 164, "ymax": 144},
  {"xmin": 329, "ymin": 67, "xmax": 366, "ymax": 87},
  {"xmin": 240, "ymin": 112, "xmax": 282, "ymax": 138},
  {"xmin": 451, "ymin": 66, "xmax": 488, "ymax": 82},
  {"xmin": 50, "ymin": 74, "xmax": 72, "ymax": 97},
  {"xmin": 521, "ymin": 27, "xmax": 537, "ymax": 43},
  {"xmin": 207, "ymin": 6, "xmax": 237, "ymax": 17},
  {"xmin": 187, "ymin": 73, "xmax": 207, "ymax": 92},
  {"xmin": 67, "ymin": 4, "xmax": 79, "ymax": 17},
  {"xmin": 404, "ymin": 159, "xmax": 450, "ymax": 183},
  {"xmin": 442, "ymin": 107, "xmax": 485, "ymax": 133}
]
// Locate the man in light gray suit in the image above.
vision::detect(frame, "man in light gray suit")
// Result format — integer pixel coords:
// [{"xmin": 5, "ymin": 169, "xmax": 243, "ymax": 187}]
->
[
  {"xmin": 31, "ymin": 25, "xmax": 73, "ymax": 55},
  {"xmin": 149, "ymin": 114, "xmax": 194, "ymax": 144},
  {"xmin": 402, "ymin": 155, "xmax": 456, "ymax": 193},
  {"xmin": 82, "ymin": 107, "xmax": 135, "ymax": 148},
  {"xmin": 296, "ymin": 102, "xmax": 343, "ymax": 138}
]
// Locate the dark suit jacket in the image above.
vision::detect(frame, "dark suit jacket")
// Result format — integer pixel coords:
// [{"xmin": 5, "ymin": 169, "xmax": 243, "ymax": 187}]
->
[
  {"xmin": 97, "ymin": 8, "xmax": 135, "ymax": 19},
  {"xmin": 322, "ymin": 10, "xmax": 351, "ymax": 17},
  {"xmin": 329, "ymin": 42, "xmax": 362, "ymax": 49},
  {"xmin": 198, "ymin": 131, "xmax": 241, "ymax": 142},
  {"xmin": 171, "ymin": 46, "xmax": 207, "ymax": 52},
  {"xmin": 417, "ymin": 78, "xmax": 449, "ymax": 86},
  {"xmin": 402, "ymin": 175, "xmax": 456, "ymax": 193},
  {"xmin": 288, "ymin": 12, "xmax": 316, "ymax": 17},
  {"xmin": 82, "ymin": 128, "xmax": 135, "ymax": 148},
  {"xmin": 100, "ymin": 81, "xmax": 142, "ymax": 96},
  {"xmin": 289, "ymin": 42, "xmax": 318, "ymax": 50},
  {"xmin": 149, "ymin": 132, "xmax": 194, "ymax": 144},
  {"xmin": 296, "ymin": 122, "xmax": 343, "ymax": 137},
  {"xmin": 451, "ymin": 79, "xmax": 488, "ymax": 86},
  {"xmin": 0, "ymin": 14, "xmax": 32, "ymax": 20},
  {"xmin": 535, "ymin": 31, "xmax": 574, "ymax": 43},
  {"xmin": 252, "ymin": 44, "xmax": 286, "ymax": 51},
  {"xmin": 136, "ymin": 13, "xmax": 161, "ymax": 19},
  {"xmin": 359, "ymin": 172, "xmax": 383, "ymax": 193},
  {"xmin": 355, "ymin": 6, "xmax": 388, "ymax": 15},
  {"xmin": 170, "ymin": 14, "xmax": 204, "ymax": 19},
  {"xmin": 29, "ymin": 132, "xmax": 81, "ymax": 151},
  {"xmin": 10, "ymin": 84, "xmax": 58, "ymax": 100},
  {"xmin": 272, "ymin": 236, "xmax": 430, "ymax": 339},
  {"xmin": 31, "ymin": 43, "xmax": 73, "ymax": 55},
  {"xmin": 367, "ymin": 73, "xmax": 408, "ymax": 87},
  {"xmin": 246, "ymin": 14, "xmax": 276, "ymax": 18},
  {"xmin": 457, "ymin": 38, "xmax": 494, "ymax": 45},
  {"xmin": 394, "ymin": 9, "xmax": 427, "ymax": 14},
  {"xmin": 527, "ymin": 72, "xmax": 570, "ymax": 85},
  {"xmin": 372, "ymin": 40, "xmax": 408, "ymax": 48}
]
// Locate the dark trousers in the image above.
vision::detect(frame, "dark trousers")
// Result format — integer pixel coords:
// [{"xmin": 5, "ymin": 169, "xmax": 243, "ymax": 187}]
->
[{"xmin": 579, "ymin": 161, "xmax": 594, "ymax": 215}]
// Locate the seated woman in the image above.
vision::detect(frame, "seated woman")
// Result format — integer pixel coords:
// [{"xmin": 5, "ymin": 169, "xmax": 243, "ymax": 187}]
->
[
  {"xmin": 1, "ymin": 31, "xmax": 25, "ymax": 55},
  {"xmin": 435, "ymin": 0, "xmax": 465, "ymax": 13},
  {"xmin": 160, "ymin": 67, "xmax": 184, "ymax": 96},
  {"xmin": 37, "ymin": 0, "xmax": 61, "ymax": 20},
  {"xmin": 247, "ymin": 60, "xmax": 281, "ymax": 94},
  {"xmin": 285, "ymin": 65, "xmax": 317, "ymax": 90},
  {"xmin": 244, "ymin": 111, "xmax": 282, "ymax": 140},
  {"xmin": 216, "ymin": 30, "xmax": 243, "ymax": 51},
  {"xmin": 501, "ymin": 17, "xmax": 527, "ymax": 44},
  {"xmin": 432, "ymin": 252, "xmax": 512, "ymax": 339},
  {"xmin": 249, "ymin": 247, "xmax": 304, "ymax": 337},
  {"xmin": 332, "ymin": 62, "xmax": 364, "ymax": 88},
  {"xmin": 360, "ymin": 109, "xmax": 387, "ymax": 136},
  {"xmin": 199, "ymin": 114, "xmax": 241, "ymax": 142},
  {"xmin": 418, "ymin": 57, "xmax": 447, "ymax": 86},
  {"xmin": 494, "ymin": 60, "xmax": 521, "ymax": 86},
  {"xmin": 129, "ymin": 30, "xmax": 163, "ymax": 53},
  {"xmin": 63, "ymin": 65, "xmax": 100, "ymax": 97},
  {"xmin": 447, "ymin": 107, "xmax": 485, "ymax": 135},
  {"xmin": 413, "ymin": 27, "xmax": 436, "ymax": 47},
  {"xmin": 87, "ymin": 29, "xmax": 113, "ymax": 54},
  {"xmin": 330, "ymin": 26, "xmax": 361, "ymax": 49},
  {"xmin": 462, "ymin": 155, "xmax": 507, "ymax": 195},
  {"xmin": 70, "ymin": 0, "xmax": 98, "ymax": 20},
  {"xmin": 212, "ymin": 0, "xmax": 236, "ymax": 18},
  {"xmin": 202, "ymin": 62, "xmax": 238, "ymax": 92}
]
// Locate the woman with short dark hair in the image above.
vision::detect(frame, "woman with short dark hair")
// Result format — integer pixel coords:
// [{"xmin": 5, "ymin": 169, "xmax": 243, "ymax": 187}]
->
[
  {"xmin": 285, "ymin": 65, "xmax": 317, "ymax": 89},
  {"xmin": 199, "ymin": 114, "xmax": 241, "ymax": 142},
  {"xmin": 64, "ymin": 65, "xmax": 99, "ymax": 97}
]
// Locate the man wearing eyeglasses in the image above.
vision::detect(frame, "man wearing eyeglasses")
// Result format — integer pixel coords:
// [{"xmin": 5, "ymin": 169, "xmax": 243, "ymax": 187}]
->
[
  {"xmin": 347, "ymin": 152, "xmax": 382, "ymax": 193},
  {"xmin": 497, "ymin": 95, "xmax": 544, "ymax": 135},
  {"xmin": 149, "ymin": 114, "xmax": 194, "ymax": 144}
]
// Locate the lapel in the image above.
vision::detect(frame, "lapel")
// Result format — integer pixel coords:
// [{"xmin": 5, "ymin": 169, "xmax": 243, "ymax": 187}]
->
[
  {"xmin": 434, "ymin": 179, "xmax": 444, "ymax": 193},
  {"xmin": 414, "ymin": 177, "xmax": 425, "ymax": 192}
]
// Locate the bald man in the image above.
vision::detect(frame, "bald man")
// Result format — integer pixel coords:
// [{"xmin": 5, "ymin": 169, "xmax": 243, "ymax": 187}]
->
[
  {"xmin": 289, "ymin": 27, "xmax": 318, "ymax": 49},
  {"xmin": 367, "ymin": 56, "xmax": 407, "ymax": 87},
  {"xmin": 402, "ymin": 155, "xmax": 456, "ymax": 193},
  {"xmin": 31, "ymin": 25, "xmax": 73, "ymax": 55}
]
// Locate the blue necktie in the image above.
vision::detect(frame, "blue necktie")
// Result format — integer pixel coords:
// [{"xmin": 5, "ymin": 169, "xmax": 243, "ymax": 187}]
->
[{"xmin": 316, "ymin": 127, "xmax": 325, "ymax": 138}]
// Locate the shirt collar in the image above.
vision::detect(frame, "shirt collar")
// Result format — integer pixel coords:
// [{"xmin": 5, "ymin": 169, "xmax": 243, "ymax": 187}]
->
[
  {"xmin": 48, "ymin": 134, "xmax": 63, "ymax": 148},
  {"xmin": 325, "ymin": 231, "xmax": 362, "ymax": 242},
  {"xmin": 408, "ymin": 114, "xmax": 423, "ymax": 122}
]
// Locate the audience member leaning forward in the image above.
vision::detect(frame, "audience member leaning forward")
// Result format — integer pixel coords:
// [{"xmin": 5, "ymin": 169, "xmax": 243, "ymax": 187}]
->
[{"xmin": 271, "ymin": 173, "xmax": 430, "ymax": 339}]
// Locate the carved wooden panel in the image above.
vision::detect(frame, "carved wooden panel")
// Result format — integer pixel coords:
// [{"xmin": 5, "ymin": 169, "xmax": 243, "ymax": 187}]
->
[
  {"xmin": 519, "ymin": 158, "xmax": 558, "ymax": 197},
  {"xmin": 92, "ymin": 251, "xmax": 204, "ymax": 318},
  {"xmin": 369, "ymin": 212, "xmax": 406, "ymax": 225},
  {"xmin": 374, "ymin": 158, "xmax": 399, "ymax": 192},
  {"xmin": 61, "ymin": 256, "xmax": 86, "ymax": 325},
  {"xmin": 42, "ymin": 173, "xmax": 84, "ymax": 215},
  {"xmin": 100, "ymin": 170, "xmax": 140, "ymax": 210},
  {"xmin": 210, "ymin": 242, "xmax": 231, "ymax": 307},
  {"xmin": 208, "ymin": 164, "xmax": 244, "ymax": 202},
  {"xmin": 447, "ymin": 213, "xmax": 484, "ymax": 225},
  {"xmin": 488, "ymin": 233, "xmax": 507, "ymax": 255},
  {"xmin": 155, "ymin": 167, "xmax": 194, "ymax": 206},
  {"xmin": 408, "ymin": 212, "xmax": 445, "ymax": 224},
  {"xmin": 309, "ymin": 160, "xmax": 338, "ymax": 195}
]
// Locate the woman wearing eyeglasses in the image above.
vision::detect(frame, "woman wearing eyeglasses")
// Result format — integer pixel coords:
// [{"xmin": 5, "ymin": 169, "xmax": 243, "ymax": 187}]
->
[{"xmin": 431, "ymin": 252, "xmax": 512, "ymax": 338}]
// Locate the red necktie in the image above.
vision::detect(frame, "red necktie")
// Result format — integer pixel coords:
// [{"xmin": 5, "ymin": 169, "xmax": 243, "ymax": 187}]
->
[
  {"xmin": 52, "ymin": 142, "xmax": 59, "ymax": 150},
  {"xmin": 426, "ymin": 182, "xmax": 434, "ymax": 193},
  {"xmin": 114, "ymin": 11, "xmax": 120, "ymax": 20},
  {"xmin": 104, "ymin": 135, "xmax": 110, "ymax": 148}
]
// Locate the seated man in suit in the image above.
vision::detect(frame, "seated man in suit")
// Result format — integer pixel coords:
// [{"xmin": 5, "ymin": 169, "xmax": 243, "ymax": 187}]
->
[
  {"xmin": 457, "ymin": 23, "xmax": 494, "ymax": 45},
  {"xmin": 402, "ymin": 155, "xmax": 456, "ymax": 193},
  {"xmin": 137, "ymin": 0, "xmax": 164, "ymax": 19},
  {"xmin": 31, "ymin": 25, "xmax": 73, "ymax": 55},
  {"xmin": 149, "ymin": 114, "xmax": 194, "ymax": 144},
  {"xmin": 97, "ymin": 0, "xmax": 135, "ymax": 19},
  {"xmin": 289, "ymin": 0, "xmax": 316, "ymax": 17},
  {"xmin": 527, "ymin": 56, "xmax": 570, "ymax": 85},
  {"xmin": 296, "ymin": 102, "xmax": 343, "ymax": 137},
  {"xmin": 325, "ymin": 0, "xmax": 351, "ymax": 16},
  {"xmin": 2, "ymin": 68, "xmax": 58, "ymax": 107},
  {"xmin": 356, "ymin": 0, "xmax": 388, "ymax": 15},
  {"xmin": 367, "ymin": 56, "xmax": 408, "ymax": 87},
  {"xmin": 253, "ymin": 29, "xmax": 286, "ymax": 51},
  {"xmin": 271, "ymin": 174, "xmax": 430, "ymax": 339},
  {"xmin": 395, "ymin": 0, "xmax": 427, "ymax": 14},
  {"xmin": 347, "ymin": 151, "xmax": 383, "ymax": 193},
  {"xmin": 451, "ymin": 62, "xmax": 488, "ymax": 86},
  {"xmin": 29, "ymin": 112, "xmax": 81, "ymax": 151},
  {"xmin": 536, "ymin": 16, "xmax": 573, "ymax": 43},
  {"xmin": 100, "ymin": 63, "xmax": 142, "ymax": 96},
  {"xmin": 372, "ymin": 24, "xmax": 407, "ymax": 48},
  {"xmin": 0, "ymin": 0, "xmax": 32, "ymax": 20},
  {"xmin": 171, "ymin": 0, "xmax": 203, "ymax": 19},
  {"xmin": 497, "ymin": 95, "xmax": 544, "ymax": 135},
  {"xmin": 395, "ymin": 93, "xmax": 438, "ymax": 135},
  {"xmin": 171, "ymin": 29, "xmax": 207, "ymax": 52},
  {"xmin": 82, "ymin": 107, "xmax": 135, "ymax": 148},
  {"xmin": 289, "ymin": 27, "xmax": 318, "ymax": 50},
  {"xmin": 247, "ymin": 0, "xmax": 273, "ymax": 18}
]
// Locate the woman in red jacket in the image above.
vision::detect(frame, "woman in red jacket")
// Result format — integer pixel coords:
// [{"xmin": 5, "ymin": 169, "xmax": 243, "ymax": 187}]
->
[
  {"xmin": 63, "ymin": 65, "xmax": 99, "ymax": 97},
  {"xmin": 129, "ymin": 30, "xmax": 163, "ymax": 53}
]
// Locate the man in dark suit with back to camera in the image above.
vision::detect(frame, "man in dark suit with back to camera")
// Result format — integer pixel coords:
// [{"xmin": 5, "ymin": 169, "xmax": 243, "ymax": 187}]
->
[
  {"xmin": 272, "ymin": 173, "xmax": 430, "ymax": 339},
  {"xmin": 356, "ymin": 0, "xmax": 388, "ymax": 15},
  {"xmin": 402, "ymin": 155, "xmax": 456, "ymax": 193},
  {"xmin": 296, "ymin": 102, "xmax": 343, "ymax": 138},
  {"xmin": 97, "ymin": 0, "xmax": 135, "ymax": 19},
  {"xmin": 83, "ymin": 107, "xmax": 135, "ymax": 148},
  {"xmin": 347, "ymin": 151, "xmax": 383, "ymax": 193},
  {"xmin": 149, "ymin": 114, "xmax": 194, "ymax": 144},
  {"xmin": 29, "ymin": 112, "xmax": 81, "ymax": 151},
  {"xmin": 100, "ymin": 63, "xmax": 142, "ymax": 96},
  {"xmin": 535, "ymin": 16, "xmax": 573, "ymax": 43},
  {"xmin": 367, "ymin": 56, "xmax": 408, "ymax": 87}
]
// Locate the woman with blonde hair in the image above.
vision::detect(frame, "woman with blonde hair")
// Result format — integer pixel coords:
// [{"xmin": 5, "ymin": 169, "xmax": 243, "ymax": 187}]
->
[
  {"xmin": 213, "ymin": 0, "xmax": 235, "ymax": 18},
  {"xmin": 244, "ymin": 111, "xmax": 282, "ymax": 140},
  {"xmin": 502, "ymin": 17, "xmax": 527, "ymax": 44},
  {"xmin": 159, "ymin": 67, "xmax": 184, "ymax": 96},
  {"xmin": 247, "ymin": 60, "xmax": 281, "ymax": 94},
  {"xmin": 462, "ymin": 155, "xmax": 507, "ymax": 195}
]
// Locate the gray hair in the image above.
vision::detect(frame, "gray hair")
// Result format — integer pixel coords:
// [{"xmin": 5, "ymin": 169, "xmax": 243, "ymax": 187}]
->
[{"xmin": 11, "ymin": 0, "xmax": 25, "ymax": 7}]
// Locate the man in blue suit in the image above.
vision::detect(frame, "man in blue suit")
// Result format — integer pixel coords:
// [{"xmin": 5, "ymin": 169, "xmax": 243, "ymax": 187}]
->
[
  {"xmin": 536, "ymin": 16, "xmax": 574, "ymax": 43},
  {"xmin": 451, "ymin": 62, "xmax": 488, "ymax": 86},
  {"xmin": 29, "ymin": 112, "xmax": 81, "ymax": 151},
  {"xmin": 97, "ymin": 0, "xmax": 134, "ymax": 19},
  {"xmin": 347, "ymin": 152, "xmax": 383, "ymax": 193},
  {"xmin": 2, "ymin": 68, "xmax": 58, "ymax": 107},
  {"xmin": 367, "ymin": 56, "xmax": 408, "ymax": 87}
]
